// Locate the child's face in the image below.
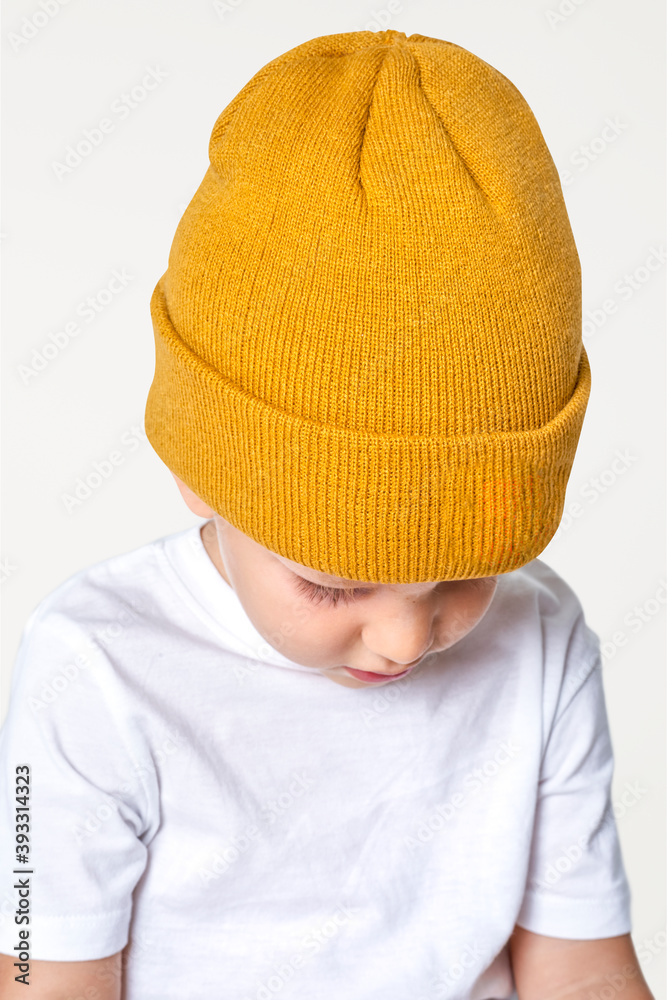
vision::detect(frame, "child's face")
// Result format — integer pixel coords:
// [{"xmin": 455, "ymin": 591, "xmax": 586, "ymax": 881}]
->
[{"xmin": 173, "ymin": 474, "xmax": 498, "ymax": 689}]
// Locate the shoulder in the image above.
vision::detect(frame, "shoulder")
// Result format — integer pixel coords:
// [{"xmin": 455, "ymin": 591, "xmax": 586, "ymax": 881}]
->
[
  {"xmin": 497, "ymin": 557, "xmax": 598, "ymax": 663},
  {"xmin": 19, "ymin": 526, "xmax": 192, "ymax": 642},
  {"xmin": 499, "ymin": 556, "xmax": 586, "ymax": 620},
  {"xmin": 490, "ymin": 559, "xmax": 603, "ymax": 738},
  {"xmin": 7, "ymin": 528, "xmax": 195, "ymax": 703}
]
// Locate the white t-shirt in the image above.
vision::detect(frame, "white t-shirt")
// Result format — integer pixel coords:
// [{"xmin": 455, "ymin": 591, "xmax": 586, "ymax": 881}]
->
[{"xmin": 0, "ymin": 523, "xmax": 632, "ymax": 999}]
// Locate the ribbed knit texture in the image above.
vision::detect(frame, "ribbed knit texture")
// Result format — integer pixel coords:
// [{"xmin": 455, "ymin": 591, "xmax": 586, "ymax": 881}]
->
[{"xmin": 145, "ymin": 28, "xmax": 589, "ymax": 582}]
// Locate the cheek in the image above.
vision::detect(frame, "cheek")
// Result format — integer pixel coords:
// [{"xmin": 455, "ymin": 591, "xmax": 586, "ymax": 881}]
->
[
  {"xmin": 441, "ymin": 582, "xmax": 497, "ymax": 638},
  {"xmin": 249, "ymin": 582, "xmax": 331, "ymax": 646},
  {"xmin": 236, "ymin": 584, "xmax": 314, "ymax": 656},
  {"xmin": 277, "ymin": 598, "xmax": 358, "ymax": 657},
  {"xmin": 467, "ymin": 581, "xmax": 498, "ymax": 627}
]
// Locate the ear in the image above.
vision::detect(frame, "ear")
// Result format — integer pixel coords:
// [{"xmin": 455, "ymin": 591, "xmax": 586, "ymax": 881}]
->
[{"xmin": 170, "ymin": 472, "xmax": 217, "ymax": 518}]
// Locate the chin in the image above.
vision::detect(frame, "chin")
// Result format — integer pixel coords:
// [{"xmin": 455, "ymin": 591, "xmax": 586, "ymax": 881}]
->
[{"xmin": 319, "ymin": 671, "xmax": 367, "ymax": 689}]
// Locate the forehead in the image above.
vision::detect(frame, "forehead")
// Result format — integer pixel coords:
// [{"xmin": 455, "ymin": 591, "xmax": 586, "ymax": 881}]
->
[
  {"xmin": 273, "ymin": 551, "xmax": 442, "ymax": 589},
  {"xmin": 277, "ymin": 554, "xmax": 368, "ymax": 586}
]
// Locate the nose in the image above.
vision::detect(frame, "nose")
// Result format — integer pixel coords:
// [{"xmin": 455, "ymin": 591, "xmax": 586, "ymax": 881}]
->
[
  {"xmin": 391, "ymin": 654, "xmax": 428, "ymax": 673},
  {"xmin": 377, "ymin": 649, "xmax": 431, "ymax": 673},
  {"xmin": 361, "ymin": 605, "xmax": 434, "ymax": 669}
]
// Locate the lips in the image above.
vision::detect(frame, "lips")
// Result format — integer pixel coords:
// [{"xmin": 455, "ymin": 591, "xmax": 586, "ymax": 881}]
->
[{"xmin": 343, "ymin": 665, "xmax": 413, "ymax": 683}]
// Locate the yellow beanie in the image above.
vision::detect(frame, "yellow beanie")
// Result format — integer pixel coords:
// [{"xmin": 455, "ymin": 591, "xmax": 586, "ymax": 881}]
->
[{"xmin": 145, "ymin": 29, "xmax": 590, "ymax": 583}]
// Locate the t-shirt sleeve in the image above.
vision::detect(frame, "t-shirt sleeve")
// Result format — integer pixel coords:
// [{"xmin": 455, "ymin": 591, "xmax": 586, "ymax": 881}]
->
[
  {"xmin": 0, "ymin": 596, "xmax": 156, "ymax": 961},
  {"xmin": 515, "ymin": 615, "xmax": 633, "ymax": 939}
]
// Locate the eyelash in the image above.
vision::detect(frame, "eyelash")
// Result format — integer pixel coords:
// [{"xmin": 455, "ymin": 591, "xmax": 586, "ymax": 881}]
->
[{"xmin": 292, "ymin": 575, "xmax": 370, "ymax": 608}]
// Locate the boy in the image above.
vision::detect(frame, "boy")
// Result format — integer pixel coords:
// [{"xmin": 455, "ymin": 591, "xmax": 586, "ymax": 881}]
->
[{"xmin": 0, "ymin": 28, "xmax": 654, "ymax": 1000}]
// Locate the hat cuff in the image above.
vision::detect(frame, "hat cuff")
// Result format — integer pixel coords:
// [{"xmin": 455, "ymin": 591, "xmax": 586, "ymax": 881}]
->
[{"xmin": 145, "ymin": 278, "xmax": 590, "ymax": 582}]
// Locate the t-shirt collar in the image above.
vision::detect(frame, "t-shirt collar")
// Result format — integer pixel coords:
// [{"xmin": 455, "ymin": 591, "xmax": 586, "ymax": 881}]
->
[{"xmin": 159, "ymin": 521, "xmax": 317, "ymax": 672}]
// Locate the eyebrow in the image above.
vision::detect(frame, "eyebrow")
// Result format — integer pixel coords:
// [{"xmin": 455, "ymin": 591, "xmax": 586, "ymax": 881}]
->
[
  {"xmin": 290, "ymin": 568, "xmax": 370, "ymax": 588},
  {"xmin": 276, "ymin": 551, "xmax": 456, "ymax": 589},
  {"xmin": 289, "ymin": 566, "xmax": 448, "ymax": 592}
]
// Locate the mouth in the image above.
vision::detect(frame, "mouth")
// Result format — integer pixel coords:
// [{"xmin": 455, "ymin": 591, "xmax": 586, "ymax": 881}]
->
[{"xmin": 342, "ymin": 664, "xmax": 416, "ymax": 683}]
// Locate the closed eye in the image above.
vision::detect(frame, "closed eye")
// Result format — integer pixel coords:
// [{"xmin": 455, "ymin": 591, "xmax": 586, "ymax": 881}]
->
[{"xmin": 292, "ymin": 574, "xmax": 371, "ymax": 608}]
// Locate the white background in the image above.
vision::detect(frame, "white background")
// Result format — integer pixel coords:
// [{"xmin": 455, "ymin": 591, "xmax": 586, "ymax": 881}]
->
[{"xmin": 2, "ymin": 0, "xmax": 665, "ymax": 992}]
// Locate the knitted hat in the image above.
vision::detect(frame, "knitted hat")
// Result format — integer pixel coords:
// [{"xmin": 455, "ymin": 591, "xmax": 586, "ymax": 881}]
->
[{"xmin": 145, "ymin": 28, "xmax": 589, "ymax": 583}]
